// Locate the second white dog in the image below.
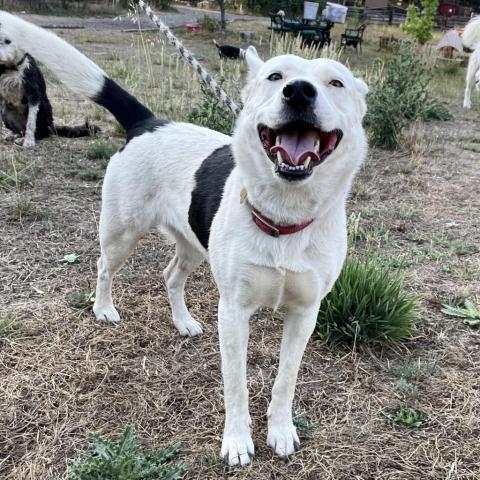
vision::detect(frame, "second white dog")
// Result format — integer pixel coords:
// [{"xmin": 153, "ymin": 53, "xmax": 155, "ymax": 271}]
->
[
  {"xmin": 0, "ymin": 11, "xmax": 368, "ymax": 467},
  {"xmin": 463, "ymin": 16, "xmax": 480, "ymax": 109}
]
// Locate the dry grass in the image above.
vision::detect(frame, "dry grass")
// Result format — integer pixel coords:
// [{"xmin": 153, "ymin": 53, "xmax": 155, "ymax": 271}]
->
[{"xmin": 1, "ymin": 17, "xmax": 479, "ymax": 480}]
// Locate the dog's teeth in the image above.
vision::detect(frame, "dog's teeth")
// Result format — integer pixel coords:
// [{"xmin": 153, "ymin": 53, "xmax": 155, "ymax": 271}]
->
[
  {"xmin": 276, "ymin": 152, "xmax": 283, "ymax": 165},
  {"xmin": 275, "ymin": 136, "xmax": 281, "ymax": 146},
  {"xmin": 314, "ymin": 140, "xmax": 320, "ymax": 153},
  {"xmin": 304, "ymin": 156, "xmax": 311, "ymax": 169}
]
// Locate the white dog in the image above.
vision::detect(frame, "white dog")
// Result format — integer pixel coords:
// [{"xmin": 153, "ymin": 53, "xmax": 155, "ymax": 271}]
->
[
  {"xmin": 463, "ymin": 16, "xmax": 480, "ymax": 109},
  {"xmin": 0, "ymin": 11, "xmax": 368, "ymax": 466}
]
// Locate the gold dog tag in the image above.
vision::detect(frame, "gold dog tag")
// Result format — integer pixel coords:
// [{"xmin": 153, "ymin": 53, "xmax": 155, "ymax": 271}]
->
[{"xmin": 240, "ymin": 187, "xmax": 247, "ymax": 204}]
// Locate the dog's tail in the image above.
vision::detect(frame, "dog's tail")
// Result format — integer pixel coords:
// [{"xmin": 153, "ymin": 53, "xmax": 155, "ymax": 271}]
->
[
  {"xmin": 0, "ymin": 11, "xmax": 154, "ymax": 134},
  {"xmin": 53, "ymin": 123, "xmax": 100, "ymax": 138},
  {"xmin": 212, "ymin": 39, "xmax": 220, "ymax": 49},
  {"xmin": 463, "ymin": 16, "xmax": 480, "ymax": 50}
]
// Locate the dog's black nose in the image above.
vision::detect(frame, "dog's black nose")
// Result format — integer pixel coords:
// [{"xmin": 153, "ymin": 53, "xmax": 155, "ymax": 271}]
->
[{"xmin": 282, "ymin": 80, "xmax": 317, "ymax": 108}]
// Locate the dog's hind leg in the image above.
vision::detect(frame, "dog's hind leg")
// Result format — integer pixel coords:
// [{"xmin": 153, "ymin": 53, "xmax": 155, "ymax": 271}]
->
[
  {"xmin": 163, "ymin": 235, "xmax": 204, "ymax": 337},
  {"xmin": 93, "ymin": 226, "xmax": 142, "ymax": 323}
]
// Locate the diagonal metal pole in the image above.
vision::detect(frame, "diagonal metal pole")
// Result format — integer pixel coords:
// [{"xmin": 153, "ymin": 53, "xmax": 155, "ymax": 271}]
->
[{"xmin": 137, "ymin": 0, "xmax": 240, "ymax": 116}]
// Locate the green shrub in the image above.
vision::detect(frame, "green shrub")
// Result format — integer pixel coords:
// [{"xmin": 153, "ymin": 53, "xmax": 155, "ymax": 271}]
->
[
  {"xmin": 365, "ymin": 41, "xmax": 450, "ymax": 149},
  {"xmin": 188, "ymin": 81, "xmax": 235, "ymax": 135},
  {"xmin": 68, "ymin": 425, "xmax": 186, "ymax": 480},
  {"xmin": 402, "ymin": 0, "xmax": 439, "ymax": 45},
  {"xmin": 197, "ymin": 15, "xmax": 220, "ymax": 32},
  {"xmin": 315, "ymin": 257, "xmax": 417, "ymax": 344},
  {"xmin": 87, "ymin": 139, "xmax": 118, "ymax": 160}
]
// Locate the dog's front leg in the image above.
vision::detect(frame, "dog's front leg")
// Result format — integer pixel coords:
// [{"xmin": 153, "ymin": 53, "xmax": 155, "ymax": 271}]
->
[
  {"xmin": 219, "ymin": 297, "xmax": 255, "ymax": 467},
  {"xmin": 23, "ymin": 103, "xmax": 39, "ymax": 147},
  {"xmin": 267, "ymin": 303, "xmax": 319, "ymax": 457},
  {"xmin": 463, "ymin": 55, "xmax": 476, "ymax": 109}
]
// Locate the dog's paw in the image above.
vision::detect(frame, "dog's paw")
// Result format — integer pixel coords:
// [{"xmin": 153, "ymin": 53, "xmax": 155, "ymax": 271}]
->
[
  {"xmin": 93, "ymin": 304, "xmax": 121, "ymax": 323},
  {"xmin": 267, "ymin": 420, "xmax": 300, "ymax": 457},
  {"xmin": 174, "ymin": 316, "xmax": 203, "ymax": 337},
  {"xmin": 221, "ymin": 432, "xmax": 255, "ymax": 467},
  {"xmin": 22, "ymin": 137, "xmax": 36, "ymax": 148}
]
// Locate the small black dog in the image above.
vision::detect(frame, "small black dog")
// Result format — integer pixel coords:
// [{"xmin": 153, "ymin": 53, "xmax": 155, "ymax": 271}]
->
[
  {"xmin": 212, "ymin": 39, "xmax": 245, "ymax": 60},
  {"xmin": 0, "ymin": 34, "xmax": 97, "ymax": 147}
]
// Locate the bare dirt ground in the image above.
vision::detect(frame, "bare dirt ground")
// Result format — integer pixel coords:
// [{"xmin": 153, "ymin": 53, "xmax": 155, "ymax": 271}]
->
[{"xmin": 0, "ymin": 16, "xmax": 479, "ymax": 480}]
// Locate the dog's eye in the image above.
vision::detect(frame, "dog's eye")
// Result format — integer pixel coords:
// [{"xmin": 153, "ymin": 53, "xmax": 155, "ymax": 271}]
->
[
  {"xmin": 329, "ymin": 80, "xmax": 344, "ymax": 88},
  {"xmin": 267, "ymin": 72, "xmax": 282, "ymax": 81},
  {"xmin": 4, "ymin": 39, "xmax": 11, "ymax": 45}
]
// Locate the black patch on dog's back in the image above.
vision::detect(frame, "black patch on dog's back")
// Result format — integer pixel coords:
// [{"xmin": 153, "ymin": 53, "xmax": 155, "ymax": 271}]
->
[
  {"xmin": 189, "ymin": 145, "xmax": 235, "ymax": 250},
  {"xmin": 126, "ymin": 117, "xmax": 170, "ymax": 142},
  {"xmin": 94, "ymin": 77, "xmax": 155, "ymax": 133}
]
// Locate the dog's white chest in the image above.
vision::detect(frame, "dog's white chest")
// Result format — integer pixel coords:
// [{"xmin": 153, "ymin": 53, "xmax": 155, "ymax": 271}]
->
[
  {"xmin": 0, "ymin": 70, "xmax": 24, "ymax": 107},
  {"xmin": 238, "ymin": 265, "xmax": 319, "ymax": 310}
]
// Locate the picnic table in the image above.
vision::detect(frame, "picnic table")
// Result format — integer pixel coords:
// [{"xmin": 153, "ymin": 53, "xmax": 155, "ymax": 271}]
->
[{"xmin": 269, "ymin": 15, "xmax": 333, "ymax": 48}]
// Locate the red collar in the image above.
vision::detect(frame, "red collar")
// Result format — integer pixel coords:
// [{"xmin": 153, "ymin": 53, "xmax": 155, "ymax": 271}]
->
[{"xmin": 250, "ymin": 206, "xmax": 314, "ymax": 238}]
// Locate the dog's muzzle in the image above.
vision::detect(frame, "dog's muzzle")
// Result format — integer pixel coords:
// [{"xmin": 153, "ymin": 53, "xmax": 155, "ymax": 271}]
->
[{"xmin": 258, "ymin": 120, "xmax": 343, "ymax": 181}]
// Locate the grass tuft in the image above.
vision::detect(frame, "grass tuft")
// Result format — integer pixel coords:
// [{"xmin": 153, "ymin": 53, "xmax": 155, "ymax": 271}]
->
[
  {"xmin": 87, "ymin": 139, "xmax": 118, "ymax": 160},
  {"xmin": 79, "ymin": 168, "xmax": 102, "ymax": 181},
  {"xmin": 0, "ymin": 312, "xmax": 24, "ymax": 337},
  {"xmin": 68, "ymin": 425, "xmax": 186, "ymax": 480},
  {"xmin": 68, "ymin": 290, "xmax": 95, "ymax": 310},
  {"xmin": 315, "ymin": 257, "xmax": 417, "ymax": 344}
]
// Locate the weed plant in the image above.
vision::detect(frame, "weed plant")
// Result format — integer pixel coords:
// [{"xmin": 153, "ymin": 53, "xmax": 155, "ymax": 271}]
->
[
  {"xmin": 386, "ymin": 406, "xmax": 427, "ymax": 428},
  {"xmin": 188, "ymin": 81, "xmax": 236, "ymax": 135},
  {"xmin": 68, "ymin": 425, "xmax": 186, "ymax": 480},
  {"xmin": 316, "ymin": 257, "xmax": 417, "ymax": 344}
]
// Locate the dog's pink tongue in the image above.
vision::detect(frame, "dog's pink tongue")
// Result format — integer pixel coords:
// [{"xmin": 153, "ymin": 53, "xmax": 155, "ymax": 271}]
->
[{"xmin": 270, "ymin": 129, "xmax": 319, "ymax": 166}]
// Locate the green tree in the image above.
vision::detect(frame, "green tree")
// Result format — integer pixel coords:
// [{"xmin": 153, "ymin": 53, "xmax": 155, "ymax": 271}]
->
[{"xmin": 402, "ymin": 0, "xmax": 439, "ymax": 45}]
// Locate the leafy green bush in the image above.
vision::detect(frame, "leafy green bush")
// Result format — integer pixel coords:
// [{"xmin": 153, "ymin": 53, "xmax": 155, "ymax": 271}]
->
[
  {"xmin": 315, "ymin": 257, "xmax": 417, "ymax": 344},
  {"xmin": 402, "ymin": 0, "xmax": 439, "ymax": 45},
  {"xmin": 365, "ymin": 41, "xmax": 450, "ymax": 149},
  {"xmin": 188, "ymin": 81, "xmax": 235, "ymax": 135},
  {"xmin": 68, "ymin": 425, "xmax": 186, "ymax": 480}
]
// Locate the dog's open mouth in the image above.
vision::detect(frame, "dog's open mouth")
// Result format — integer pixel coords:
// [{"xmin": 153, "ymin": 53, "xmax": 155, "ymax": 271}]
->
[{"xmin": 258, "ymin": 121, "xmax": 343, "ymax": 181}]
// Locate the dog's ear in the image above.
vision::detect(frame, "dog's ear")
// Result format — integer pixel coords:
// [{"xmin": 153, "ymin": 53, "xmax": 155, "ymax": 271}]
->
[
  {"xmin": 245, "ymin": 46, "xmax": 263, "ymax": 71},
  {"xmin": 354, "ymin": 78, "xmax": 368, "ymax": 96},
  {"xmin": 353, "ymin": 77, "xmax": 369, "ymax": 118},
  {"xmin": 242, "ymin": 47, "xmax": 264, "ymax": 102}
]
